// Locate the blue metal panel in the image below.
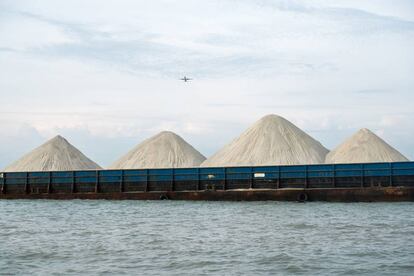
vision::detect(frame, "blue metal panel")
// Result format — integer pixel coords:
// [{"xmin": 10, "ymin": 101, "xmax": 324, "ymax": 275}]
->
[
  {"xmin": 335, "ymin": 170, "xmax": 362, "ymax": 177},
  {"xmin": 392, "ymin": 169, "xmax": 414, "ymax": 176},
  {"xmin": 226, "ymin": 167, "xmax": 252, "ymax": 173},
  {"xmin": 52, "ymin": 171, "xmax": 72, "ymax": 177},
  {"xmin": 261, "ymin": 172, "xmax": 279, "ymax": 179},
  {"xmin": 29, "ymin": 178, "xmax": 49, "ymax": 184},
  {"xmin": 76, "ymin": 177, "xmax": 96, "ymax": 183},
  {"xmin": 174, "ymin": 174, "xmax": 198, "ymax": 181},
  {"xmin": 5, "ymin": 172, "xmax": 26, "ymax": 178},
  {"xmin": 199, "ymin": 168, "xmax": 225, "ymax": 174},
  {"xmin": 123, "ymin": 170, "xmax": 147, "ymax": 176},
  {"xmin": 123, "ymin": 175, "xmax": 146, "ymax": 182},
  {"xmin": 307, "ymin": 165, "xmax": 334, "ymax": 171},
  {"xmin": 99, "ymin": 176, "xmax": 121, "ymax": 182},
  {"xmin": 281, "ymin": 172, "xmax": 306, "ymax": 178},
  {"xmin": 335, "ymin": 164, "xmax": 363, "ymax": 170},
  {"xmin": 363, "ymin": 163, "xmax": 390, "ymax": 170},
  {"xmin": 51, "ymin": 177, "xmax": 72, "ymax": 184},
  {"xmin": 308, "ymin": 171, "xmax": 334, "ymax": 178},
  {"xmin": 5, "ymin": 178, "xmax": 26, "ymax": 184},
  {"xmin": 364, "ymin": 170, "xmax": 390, "ymax": 177},
  {"xmin": 28, "ymin": 172, "xmax": 49, "ymax": 177},
  {"xmin": 200, "ymin": 173, "xmax": 225, "ymax": 180},
  {"xmin": 174, "ymin": 168, "xmax": 198, "ymax": 175},
  {"xmin": 75, "ymin": 171, "xmax": 96, "ymax": 177},
  {"xmin": 280, "ymin": 165, "xmax": 306, "ymax": 172},
  {"xmin": 100, "ymin": 170, "xmax": 122, "ymax": 177},
  {"xmin": 252, "ymin": 166, "xmax": 279, "ymax": 172},
  {"xmin": 392, "ymin": 162, "xmax": 414, "ymax": 169},
  {"xmin": 148, "ymin": 175, "xmax": 172, "ymax": 181},
  {"xmin": 226, "ymin": 173, "xmax": 251, "ymax": 180},
  {"xmin": 148, "ymin": 169, "xmax": 173, "ymax": 175}
]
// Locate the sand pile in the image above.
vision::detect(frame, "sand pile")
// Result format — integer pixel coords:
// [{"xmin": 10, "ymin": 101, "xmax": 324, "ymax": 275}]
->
[
  {"xmin": 4, "ymin": 135, "xmax": 102, "ymax": 172},
  {"xmin": 325, "ymin": 128, "xmax": 408, "ymax": 163},
  {"xmin": 110, "ymin": 131, "xmax": 206, "ymax": 169},
  {"xmin": 201, "ymin": 114, "xmax": 329, "ymax": 167}
]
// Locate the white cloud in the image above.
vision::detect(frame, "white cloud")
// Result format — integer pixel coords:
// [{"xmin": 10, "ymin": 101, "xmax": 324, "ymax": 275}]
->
[
  {"xmin": 0, "ymin": 12, "xmax": 76, "ymax": 50},
  {"xmin": 0, "ymin": 0, "xmax": 413, "ymax": 167}
]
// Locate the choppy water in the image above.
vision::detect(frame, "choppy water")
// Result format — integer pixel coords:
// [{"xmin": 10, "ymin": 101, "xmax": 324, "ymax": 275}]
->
[{"xmin": 0, "ymin": 200, "xmax": 413, "ymax": 276}]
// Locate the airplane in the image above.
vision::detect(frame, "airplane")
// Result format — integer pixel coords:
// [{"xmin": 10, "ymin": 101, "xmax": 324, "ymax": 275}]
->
[{"xmin": 180, "ymin": 76, "xmax": 192, "ymax": 82}]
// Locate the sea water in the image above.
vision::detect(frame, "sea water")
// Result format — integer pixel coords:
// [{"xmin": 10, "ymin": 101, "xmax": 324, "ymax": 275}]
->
[{"xmin": 1, "ymin": 200, "xmax": 413, "ymax": 275}]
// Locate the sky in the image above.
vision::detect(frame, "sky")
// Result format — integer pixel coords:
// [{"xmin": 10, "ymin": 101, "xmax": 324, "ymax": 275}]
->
[{"xmin": 0, "ymin": 0, "xmax": 413, "ymax": 168}]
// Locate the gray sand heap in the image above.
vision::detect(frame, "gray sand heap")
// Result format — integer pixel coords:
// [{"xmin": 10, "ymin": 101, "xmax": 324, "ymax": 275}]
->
[
  {"xmin": 4, "ymin": 135, "xmax": 102, "ymax": 172},
  {"xmin": 325, "ymin": 128, "xmax": 409, "ymax": 163},
  {"xmin": 201, "ymin": 114, "xmax": 329, "ymax": 167},
  {"xmin": 110, "ymin": 131, "xmax": 206, "ymax": 169}
]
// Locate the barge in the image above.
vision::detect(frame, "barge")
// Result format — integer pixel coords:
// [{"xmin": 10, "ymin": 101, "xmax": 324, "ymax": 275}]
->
[{"xmin": 1, "ymin": 162, "xmax": 414, "ymax": 202}]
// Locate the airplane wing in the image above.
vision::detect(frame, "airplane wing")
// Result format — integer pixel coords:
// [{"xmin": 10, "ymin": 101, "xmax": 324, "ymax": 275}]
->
[{"xmin": 180, "ymin": 77, "xmax": 192, "ymax": 81}]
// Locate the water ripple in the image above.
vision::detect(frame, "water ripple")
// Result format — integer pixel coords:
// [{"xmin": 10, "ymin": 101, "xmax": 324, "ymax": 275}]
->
[{"xmin": 0, "ymin": 201, "xmax": 413, "ymax": 275}]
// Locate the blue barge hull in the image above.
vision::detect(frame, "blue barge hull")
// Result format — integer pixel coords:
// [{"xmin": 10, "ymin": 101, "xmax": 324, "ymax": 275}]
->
[{"xmin": 1, "ymin": 162, "xmax": 414, "ymax": 201}]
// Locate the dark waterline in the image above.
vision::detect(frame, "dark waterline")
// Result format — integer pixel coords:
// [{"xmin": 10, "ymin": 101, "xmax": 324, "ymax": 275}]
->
[{"xmin": 1, "ymin": 200, "xmax": 413, "ymax": 275}]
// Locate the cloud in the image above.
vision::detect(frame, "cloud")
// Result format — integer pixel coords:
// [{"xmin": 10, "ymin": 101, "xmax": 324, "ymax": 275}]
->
[
  {"xmin": 0, "ymin": 0, "xmax": 413, "ymax": 167},
  {"xmin": 0, "ymin": 11, "xmax": 76, "ymax": 51},
  {"xmin": 2, "ymin": 0, "xmax": 414, "ymax": 79},
  {"xmin": 355, "ymin": 89, "xmax": 389, "ymax": 94}
]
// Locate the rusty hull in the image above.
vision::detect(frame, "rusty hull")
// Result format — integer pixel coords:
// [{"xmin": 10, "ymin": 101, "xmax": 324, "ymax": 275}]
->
[{"xmin": 1, "ymin": 187, "xmax": 414, "ymax": 202}]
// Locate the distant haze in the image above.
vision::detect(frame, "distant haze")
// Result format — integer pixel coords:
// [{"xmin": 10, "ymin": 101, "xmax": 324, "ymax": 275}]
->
[{"xmin": 0, "ymin": 0, "xmax": 413, "ymax": 168}]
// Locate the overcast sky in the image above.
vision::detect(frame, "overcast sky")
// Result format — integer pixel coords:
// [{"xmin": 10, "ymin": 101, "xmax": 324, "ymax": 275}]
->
[{"xmin": 0, "ymin": 0, "xmax": 413, "ymax": 168}]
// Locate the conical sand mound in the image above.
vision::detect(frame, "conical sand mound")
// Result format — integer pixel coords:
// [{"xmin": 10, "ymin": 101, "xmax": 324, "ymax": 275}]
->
[
  {"xmin": 201, "ymin": 114, "xmax": 329, "ymax": 167},
  {"xmin": 4, "ymin": 135, "xmax": 102, "ymax": 172},
  {"xmin": 325, "ymin": 128, "xmax": 409, "ymax": 163},
  {"xmin": 110, "ymin": 131, "xmax": 206, "ymax": 169}
]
